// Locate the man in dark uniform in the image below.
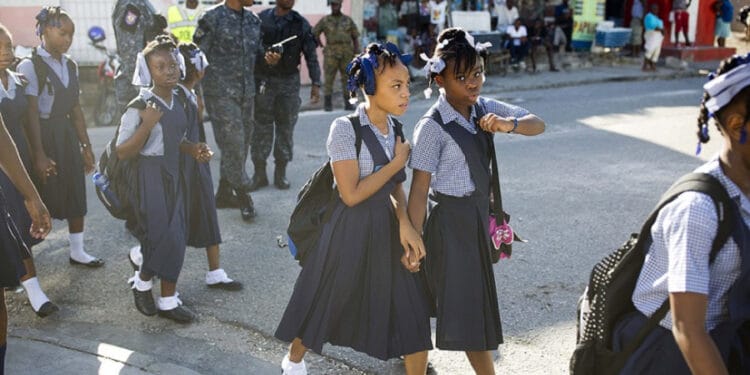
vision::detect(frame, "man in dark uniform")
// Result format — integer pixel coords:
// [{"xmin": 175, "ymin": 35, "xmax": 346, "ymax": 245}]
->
[
  {"xmin": 112, "ymin": 0, "xmax": 165, "ymax": 112},
  {"xmin": 194, "ymin": 0, "xmax": 269, "ymax": 221},
  {"xmin": 250, "ymin": 0, "xmax": 322, "ymax": 191}
]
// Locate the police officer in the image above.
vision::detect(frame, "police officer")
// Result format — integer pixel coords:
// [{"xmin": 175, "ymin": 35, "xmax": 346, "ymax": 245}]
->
[
  {"xmin": 251, "ymin": 0, "xmax": 322, "ymax": 191},
  {"xmin": 194, "ymin": 0, "xmax": 267, "ymax": 221},
  {"xmin": 112, "ymin": 0, "xmax": 165, "ymax": 113},
  {"xmin": 313, "ymin": 0, "xmax": 360, "ymax": 112},
  {"xmin": 167, "ymin": 0, "xmax": 203, "ymax": 44}
]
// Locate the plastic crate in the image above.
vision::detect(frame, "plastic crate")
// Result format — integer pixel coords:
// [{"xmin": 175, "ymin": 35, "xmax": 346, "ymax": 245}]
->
[{"xmin": 595, "ymin": 28, "xmax": 632, "ymax": 48}]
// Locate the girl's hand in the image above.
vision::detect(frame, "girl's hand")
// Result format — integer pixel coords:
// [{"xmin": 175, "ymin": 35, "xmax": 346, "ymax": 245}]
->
[
  {"xmin": 82, "ymin": 147, "xmax": 95, "ymax": 174},
  {"xmin": 392, "ymin": 136, "xmax": 411, "ymax": 166},
  {"xmin": 23, "ymin": 196, "xmax": 51, "ymax": 239},
  {"xmin": 139, "ymin": 102, "xmax": 163, "ymax": 128},
  {"xmin": 196, "ymin": 142, "xmax": 213, "ymax": 163},
  {"xmin": 400, "ymin": 222, "xmax": 425, "ymax": 272},
  {"xmin": 479, "ymin": 113, "xmax": 514, "ymax": 133},
  {"xmin": 34, "ymin": 155, "xmax": 57, "ymax": 184}
]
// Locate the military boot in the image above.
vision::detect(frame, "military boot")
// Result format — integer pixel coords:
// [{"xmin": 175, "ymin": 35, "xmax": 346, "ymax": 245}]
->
[
  {"xmin": 274, "ymin": 161, "xmax": 291, "ymax": 190},
  {"xmin": 215, "ymin": 178, "xmax": 239, "ymax": 208},
  {"xmin": 248, "ymin": 160, "xmax": 268, "ymax": 191},
  {"xmin": 343, "ymin": 94, "xmax": 355, "ymax": 111},
  {"xmin": 324, "ymin": 95, "xmax": 333, "ymax": 112},
  {"xmin": 236, "ymin": 188, "xmax": 257, "ymax": 222}
]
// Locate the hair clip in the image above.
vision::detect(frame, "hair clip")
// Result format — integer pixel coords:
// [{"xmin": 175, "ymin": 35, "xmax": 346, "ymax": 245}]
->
[{"xmin": 420, "ymin": 53, "xmax": 446, "ymax": 75}]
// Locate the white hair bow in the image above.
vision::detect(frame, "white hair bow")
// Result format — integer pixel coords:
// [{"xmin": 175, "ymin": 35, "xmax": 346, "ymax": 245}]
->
[
  {"xmin": 189, "ymin": 50, "xmax": 209, "ymax": 72},
  {"xmin": 131, "ymin": 52, "xmax": 151, "ymax": 87}
]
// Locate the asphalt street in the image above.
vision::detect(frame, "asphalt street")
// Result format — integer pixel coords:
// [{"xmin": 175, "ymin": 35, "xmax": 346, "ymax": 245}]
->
[{"xmin": 5, "ymin": 75, "xmax": 724, "ymax": 374}]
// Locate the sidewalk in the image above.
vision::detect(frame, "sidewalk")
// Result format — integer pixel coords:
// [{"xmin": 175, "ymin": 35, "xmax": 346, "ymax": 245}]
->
[{"xmin": 300, "ymin": 52, "xmax": 704, "ymax": 112}]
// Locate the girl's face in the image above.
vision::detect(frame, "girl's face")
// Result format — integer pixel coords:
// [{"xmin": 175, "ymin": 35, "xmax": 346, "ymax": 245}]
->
[
  {"xmin": 147, "ymin": 49, "xmax": 180, "ymax": 89},
  {"xmin": 0, "ymin": 32, "xmax": 13, "ymax": 71},
  {"xmin": 370, "ymin": 60, "xmax": 411, "ymax": 116},
  {"xmin": 42, "ymin": 16, "xmax": 75, "ymax": 55},
  {"xmin": 437, "ymin": 58, "xmax": 485, "ymax": 108}
]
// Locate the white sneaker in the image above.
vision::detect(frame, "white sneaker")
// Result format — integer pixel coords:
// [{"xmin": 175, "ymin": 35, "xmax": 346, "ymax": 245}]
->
[{"xmin": 281, "ymin": 354, "xmax": 307, "ymax": 375}]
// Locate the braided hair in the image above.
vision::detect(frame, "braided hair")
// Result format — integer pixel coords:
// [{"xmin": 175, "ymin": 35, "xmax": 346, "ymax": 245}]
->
[
  {"xmin": 34, "ymin": 6, "xmax": 71, "ymax": 38},
  {"xmin": 346, "ymin": 42, "xmax": 411, "ymax": 102},
  {"xmin": 142, "ymin": 34, "xmax": 178, "ymax": 63},
  {"xmin": 430, "ymin": 28, "xmax": 489, "ymax": 83},
  {"xmin": 178, "ymin": 42, "xmax": 200, "ymax": 82},
  {"xmin": 697, "ymin": 54, "xmax": 750, "ymax": 147}
]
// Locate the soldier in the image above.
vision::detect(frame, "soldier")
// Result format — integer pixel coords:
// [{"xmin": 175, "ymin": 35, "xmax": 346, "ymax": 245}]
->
[
  {"xmin": 251, "ymin": 0, "xmax": 322, "ymax": 191},
  {"xmin": 194, "ymin": 0, "xmax": 267, "ymax": 222},
  {"xmin": 313, "ymin": 0, "xmax": 360, "ymax": 112},
  {"xmin": 167, "ymin": 0, "xmax": 203, "ymax": 44},
  {"xmin": 111, "ymin": 0, "xmax": 165, "ymax": 113}
]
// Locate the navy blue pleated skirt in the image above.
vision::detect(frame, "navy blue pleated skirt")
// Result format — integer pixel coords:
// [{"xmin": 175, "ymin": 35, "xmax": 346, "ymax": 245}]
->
[
  {"xmin": 275, "ymin": 188, "xmax": 433, "ymax": 360},
  {"xmin": 186, "ymin": 161, "xmax": 221, "ymax": 248},
  {"xmin": 612, "ymin": 311, "xmax": 692, "ymax": 374},
  {"xmin": 422, "ymin": 194, "xmax": 503, "ymax": 351},
  {"xmin": 36, "ymin": 117, "xmax": 86, "ymax": 220},
  {"xmin": 0, "ymin": 187, "xmax": 32, "ymax": 288}
]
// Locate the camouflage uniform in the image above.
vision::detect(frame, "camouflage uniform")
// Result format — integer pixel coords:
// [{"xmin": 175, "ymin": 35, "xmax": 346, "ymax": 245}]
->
[
  {"xmin": 194, "ymin": 4, "xmax": 263, "ymax": 192},
  {"xmin": 313, "ymin": 12, "xmax": 359, "ymax": 97},
  {"xmin": 252, "ymin": 8, "xmax": 321, "ymax": 189},
  {"xmin": 112, "ymin": 0, "xmax": 158, "ymax": 111}
]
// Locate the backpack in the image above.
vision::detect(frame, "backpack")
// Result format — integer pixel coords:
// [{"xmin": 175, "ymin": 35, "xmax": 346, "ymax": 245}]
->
[
  {"xmin": 286, "ymin": 114, "xmax": 405, "ymax": 266},
  {"xmin": 94, "ymin": 88, "xmax": 191, "ymax": 221},
  {"xmin": 570, "ymin": 172, "xmax": 737, "ymax": 375},
  {"xmin": 24, "ymin": 48, "xmax": 77, "ymax": 96}
]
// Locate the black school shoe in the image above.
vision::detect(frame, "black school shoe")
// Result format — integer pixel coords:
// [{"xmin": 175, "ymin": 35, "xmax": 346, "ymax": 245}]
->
[
  {"xmin": 132, "ymin": 288, "xmax": 157, "ymax": 316},
  {"xmin": 215, "ymin": 179, "xmax": 240, "ymax": 209},
  {"xmin": 158, "ymin": 305, "xmax": 196, "ymax": 324},
  {"xmin": 69, "ymin": 257, "xmax": 105, "ymax": 268},
  {"xmin": 34, "ymin": 301, "xmax": 59, "ymax": 318},
  {"xmin": 207, "ymin": 280, "xmax": 243, "ymax": 291}
]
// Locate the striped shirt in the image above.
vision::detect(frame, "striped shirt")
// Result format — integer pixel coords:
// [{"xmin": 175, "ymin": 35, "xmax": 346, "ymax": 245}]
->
[
  {"xmin": 409, "ymin": 93, "xmax": 529, "ymax": 197},
  {"xmin": 326, "ymin": 104, "xmax": 398, "ymax": 179},
  {"xmin": 633, "ymin": 157, "xmax": 750, "ymax": 330}
]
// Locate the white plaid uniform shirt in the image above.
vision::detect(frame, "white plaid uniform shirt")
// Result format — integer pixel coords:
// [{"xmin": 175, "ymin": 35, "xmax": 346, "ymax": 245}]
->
[
  {"xmin": 409, "ymin": 93, "xmax": 529, "ymax": 197},
  {"xmin": 326, "ymin": 104, "xmax": 398, "ymax": 179},
  {"xmin": 633, "ymin": 157, "xmax": 750, "ymax": 330}
]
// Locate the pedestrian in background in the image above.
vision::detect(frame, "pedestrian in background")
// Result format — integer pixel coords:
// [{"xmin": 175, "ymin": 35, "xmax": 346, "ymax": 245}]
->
[
  {"xmin": 630, "ymin": 0, "xmax": 644, "ymax": 57},
  {"xmin": 714, "ymin": 0, "xmax": 733, "ymax": 47},
  {"xmin": 112, "ymin": 0, "xmax": 163, "ymax": 115},
  {"xmin": 251, "ymin": 0, "xmax": 321, "ymax": 191},
  {"xmin": 672, "ymin": 0, "xmax": 692, "ymax": 47},
  {"xmin": 0, "ymin": 111, "xmax": 52, "ymax": 375},
  {"xmin": 0, "ymin": 24, "xmax": 58, "ymax": 318},
  {"xmin": 18, "ymin": 7, "xmax": 104, "ymax": 268},
  {"xmin": 313, "ymin": 0, "xmax": 360, "ymax": 112},
  {"xmin": 167, "ymin": 0, "xmax": 203, "ymax": 44},
  {"xmin": 194, "ymin": 0, "xmax": 263, "ymax": 222},
  {"xmin": 643, "ymin": 3, "xmax": 664, "ymax": 71}
]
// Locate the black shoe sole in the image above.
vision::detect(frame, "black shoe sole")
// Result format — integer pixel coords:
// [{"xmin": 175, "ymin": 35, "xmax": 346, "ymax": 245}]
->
[
  {"xmin": 69, "ymin": 257, "xmax": 105, "ymax": 268},
  {"xmin": 207, "ymin": 281, "xmax": 244, "ymax": 291},
  {"xmin": 34, "ymin": 301, "xmax": 59, "ymax": 318},
  {"xmin": 157, "ymin": 306, "xmax": 196, "ymax": 323}
]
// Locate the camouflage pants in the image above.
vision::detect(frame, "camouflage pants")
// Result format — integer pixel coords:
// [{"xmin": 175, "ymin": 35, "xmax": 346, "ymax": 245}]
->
[
  {"xmin": 323, "ymin": 50, "xmax": 352, "ymax": 96},
  {"xmin": 204, "ymin": 95, "xmax": 255, "ymax": 189},
  {"xmin": 252, "ymin": 75, "xmax": 301, "ymax": 164}
]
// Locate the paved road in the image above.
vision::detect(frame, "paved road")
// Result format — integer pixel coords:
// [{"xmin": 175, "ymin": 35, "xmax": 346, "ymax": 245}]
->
[{"xmin": 6, "ymin": 75, "xmax": 722, "ymax": 374}]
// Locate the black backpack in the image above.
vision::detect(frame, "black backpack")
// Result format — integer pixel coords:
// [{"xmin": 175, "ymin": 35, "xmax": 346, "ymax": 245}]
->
[
  {"xmin": 23, "ymin": 48, "xmax": 77, "ymax": 96},
  {"xmin": 95, "ymin": 89, "xmax": 191, "ymax": 221},
  {"xmin": 570, "ymin": 172, "xmax": 737, "ymax": 375},
  {"xmin": 286, "ymin": 114, "xmax": 405, "ymax": 266}
]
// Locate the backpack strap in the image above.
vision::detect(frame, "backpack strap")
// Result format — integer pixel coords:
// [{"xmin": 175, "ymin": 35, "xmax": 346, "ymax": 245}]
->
[
  {"xmin": 616, "ymin": 172, "xmax": 737, "ymax": 367},
  {"xmin": 29, "ymin": 49, "xmax": 48, "ymax": 96},
  {"xmin": 346, "ymin": 114, "xmax": 363, "ymax": 156}
]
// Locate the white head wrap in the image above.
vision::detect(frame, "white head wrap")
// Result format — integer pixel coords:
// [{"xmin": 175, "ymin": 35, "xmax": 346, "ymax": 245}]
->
[
  {"xmin": 131, "ymin": 48, "xmax": 186, "ymax": 87},
  {"xmin": 704, "ymin": 62, "xmax": 750, "ymax": 114}
]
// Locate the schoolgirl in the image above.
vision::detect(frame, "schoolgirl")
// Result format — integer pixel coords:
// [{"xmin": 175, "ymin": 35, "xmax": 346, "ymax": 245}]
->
[
  {"xmin": 613, "ymin": 54, "xmax": 750, "ymax": 374},
  {"xmin": 0, "ymin": 24, "xmax": 57, "ymax": 318},
  {"xmin": 117, "ymin": 36, "xmax": 205, "ymax": 323},
  {"xmin": 274, "ymin": 43, "xmax": 432, "ymax": 375},
  {"xmin": 407, "ymin": 27, "xmax": 545, "ymax": 374},
  {"xmin": 17, "ymin": 7, "xmax": 103, "ymax": 267},
  {"xmin": 0, "ymin": 113, "xmax": 52, "ymax": 374},
  {"xmin": 125, "ymin": 42, "xmax": 242, "ymax": 291}
]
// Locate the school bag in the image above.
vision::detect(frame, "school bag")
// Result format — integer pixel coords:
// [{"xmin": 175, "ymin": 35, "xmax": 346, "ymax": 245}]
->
[
  {"xmin": 94, "ymin": 88, "xmax": 192, "ymax": 221},
  {"xmin": 22, "ymin": 48, "xmax": 77, "ymax": 96},
  {"xmin": 287, "ymin": 114, "xmax": 405, "ymax": 266},
  {"xmin": 570, "ymin": 172, "xmax": 737, "ymax": 375}
]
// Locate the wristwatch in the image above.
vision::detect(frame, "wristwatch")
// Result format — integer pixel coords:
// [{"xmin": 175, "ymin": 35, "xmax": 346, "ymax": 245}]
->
[{"xmin": 508, "ymin": 117, "xmax": 518, "ymax": 133}]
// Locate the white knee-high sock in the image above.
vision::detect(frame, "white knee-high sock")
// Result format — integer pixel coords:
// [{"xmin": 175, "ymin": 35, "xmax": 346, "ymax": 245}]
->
[
  {"xmin": 21, "ymin": 277, "xmax": 50, "ymax": 311},
  {"xmin": 69, "ymin": 232, "xmax": 95, "ymax": 263}
]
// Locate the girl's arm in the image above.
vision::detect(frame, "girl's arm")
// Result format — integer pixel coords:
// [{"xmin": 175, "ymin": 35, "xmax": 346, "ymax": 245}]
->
[
  {"xmin": 392, "ymin": 182, "xmax": 424, "ymax": 271},
  {"xmin": 0, "ymin": 115, "xmax": 51, "ymax": 239},
  {"xmin": 179, "ymin": 141, "xmax": 212, "ymax": 163},
  {"xmin": 70, "ymin": 103, "xmax": 95, "ymax": 173},
  {"xmin": 670, "ymin": 292, "xmax": 728, "ymax": 375},
  {"xmin": 24, "ymin": 95, "xmax": 57, "ymax": 183},
  {"xmin": 332, "ymin": 136, "xmax": 410, "ymax": 207},
  {"xmin": 479, "ymin": 113, "xmax": 546, "ymax": 136},
  {"xmin": 116, "ymin": 103, "xmax": 162, "ymax": 160},
  {"xmin": 407, "ymin": 169, "xmax": 432, "ymax": 234}
]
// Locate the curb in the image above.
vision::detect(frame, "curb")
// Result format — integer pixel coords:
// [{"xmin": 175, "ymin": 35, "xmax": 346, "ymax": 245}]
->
[{"xmin": 9, "ymin": 328, "xmax": 202, "ymax": 375}]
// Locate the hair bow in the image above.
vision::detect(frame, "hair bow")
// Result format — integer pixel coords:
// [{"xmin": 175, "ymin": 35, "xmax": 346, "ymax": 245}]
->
[{"xmin": 189, "ymin": 49, "xmax": 209, "ymax": 72}]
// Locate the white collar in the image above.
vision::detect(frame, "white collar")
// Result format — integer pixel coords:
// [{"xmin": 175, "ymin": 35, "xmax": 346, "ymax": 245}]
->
[
  {"xmin": 36, "ymin": 46, "xmax": 69, "ymax": 63},
  {"xmin": 141, "ymin": 87, "xmax": 175, "ymax": 110}
]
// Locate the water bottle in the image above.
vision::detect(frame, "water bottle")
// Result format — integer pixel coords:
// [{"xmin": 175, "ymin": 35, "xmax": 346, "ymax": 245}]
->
[{"xmin": 92, "ymin": 172, "xmax": 121, "ymax": 208}]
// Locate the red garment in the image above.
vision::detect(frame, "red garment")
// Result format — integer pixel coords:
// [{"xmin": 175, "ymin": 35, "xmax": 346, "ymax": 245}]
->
[{"xmin": 674, "ymin": 9, "xmax": 689, "ymax": 33}]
